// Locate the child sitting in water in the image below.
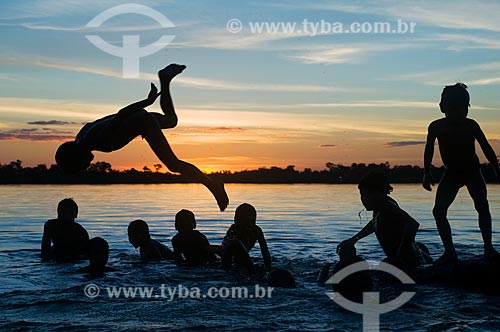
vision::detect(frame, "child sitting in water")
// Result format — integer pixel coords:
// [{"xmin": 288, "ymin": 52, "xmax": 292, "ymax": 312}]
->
[
  {"xmin": 423, "ymin": 82, "xmax": 500, "ymax": 264},
  {"xmin": 78, "ymin": 237, "xmax": 116, "ymax": 277},
  {"xmin": 172, "ymin": 209, "xmax": 215, "ymax": 265},
  {"xmin": 221, "ymin": 203, "xmax": 272, "ymax": 273},
  {"xmin": 337, "ymin": 173, "xmax": 432, "ymax": 268},
  {"xmin": 41, "ymin": 198, "xmax": 89, "ymax": 260},
  {"xmin": 128, "ymin": 219, "xmax": 174, "ymax": 260}
]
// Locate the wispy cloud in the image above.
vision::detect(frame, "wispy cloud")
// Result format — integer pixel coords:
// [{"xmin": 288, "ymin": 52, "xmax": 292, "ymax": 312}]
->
[
  {"xmin": 294, "ymin": 1, "xmax": 500, "ymax": 32},
  {"xmin": 286, "ymin": 43, "xmax": 415, "ymax": 65},
  {"xmin": 0, "ymin": 0, "xmax": 171, "ymax": 19},
  {"xmin": 386, "ymin": 141, "xmax": 425, "ymax": 148},
  {"xmin": 18, "ymin": 22, "xmax": 170, "ymax": 32},
  {"xmin": 386, "ymin": 60, "xmax": 500, "ymax": 87},
  {"xmin": 319, "ymin": 144, "xmax": 336, "ymax": 148},
  {"xmin": 0, "ymin": 57, "xmax": 359, "ymax": 93},
  {"xmin": 0, "ymin": 128, "xmax": 74, "ymax": 141},
  {"xmin": 0, "ymin": 73, "xmax": 20, "ymax": 82},
  {"xmin": 27, "ymin": 120, "xmax": 81, "ymax": 125}
]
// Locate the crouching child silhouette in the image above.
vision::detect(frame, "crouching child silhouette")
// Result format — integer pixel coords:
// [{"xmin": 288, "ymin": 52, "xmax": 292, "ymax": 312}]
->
[
  {"xmin": 423, "ymin": 83, "xmax": 500, "ymax": 264},
  {"xmin": 338, "ymin": 173, "xmax": 432, "ymax": 269},
  {"xmin": 55, "ymin": 64, "xmax": 228, "ymax": 211}
]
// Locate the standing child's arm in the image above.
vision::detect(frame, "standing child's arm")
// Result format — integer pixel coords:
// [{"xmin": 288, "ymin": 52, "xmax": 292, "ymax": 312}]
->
[
  {"xmin": 423, "ymin": 123, "xmax": 437, "ymax": 191},
  {"xmin": 475, "ymin": 121, "xmax": 500, "ymax": 182},
  {"xmin": 256, "ymin": 227, "xmax": 272, "ymax": 270}
]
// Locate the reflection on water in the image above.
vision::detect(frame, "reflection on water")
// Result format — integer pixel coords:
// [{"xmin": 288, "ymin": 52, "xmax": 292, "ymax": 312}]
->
[{"xmin": 0, "ymin": 184, "xmax": 499, "ymax": 331}]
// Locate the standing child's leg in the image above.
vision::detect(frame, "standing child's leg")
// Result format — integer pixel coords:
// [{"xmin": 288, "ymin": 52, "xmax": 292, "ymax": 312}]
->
[
  {"xmin": 432, "ymin": 173, "xmax": 460, "ymax": 263},
  {"xmin": 466, "ymin": 171, "xmax": 499, "ymax": 257}
]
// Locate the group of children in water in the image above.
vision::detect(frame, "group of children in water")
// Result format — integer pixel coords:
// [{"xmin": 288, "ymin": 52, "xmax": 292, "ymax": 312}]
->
[
  {"xmin": 42, "ymin": 200, "xmax": 274, "ymax": 278},
  {"xmin": 44, "ymin": 64, "xmax": 499, "ymax": 289}
]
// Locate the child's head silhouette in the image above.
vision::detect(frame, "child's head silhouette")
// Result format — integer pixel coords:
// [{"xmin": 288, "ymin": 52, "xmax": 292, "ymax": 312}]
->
[
  {"xmin": 57, "ymin": 198, "xmax": 78, "ymax": 220},
  {"xmin": 88, "ymin": 237, "xmax": 109, "ymax": 268},
  {"xmin": 128, "ymin": 219, "xmax": 150, "ymax": 248},
  {"xmin": 234, "ymin": 203, "xmax": 257, "ymax": 228},
  {"xmin": 55, "ymin": 141, "xmax": 94, "ymax": 173},
  {"xmin": 439, "ymin": 83, "xmax": 470, "ymax": 120},
  {"xmin": 175, "ymin": 209, "xmax": 196, "ymax": 233}
]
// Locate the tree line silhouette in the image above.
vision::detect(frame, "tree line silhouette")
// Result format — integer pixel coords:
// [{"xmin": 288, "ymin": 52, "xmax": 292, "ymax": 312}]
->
[{"xmin": 0, "ymin": 160, "xmax": 498, "ymax": 184}]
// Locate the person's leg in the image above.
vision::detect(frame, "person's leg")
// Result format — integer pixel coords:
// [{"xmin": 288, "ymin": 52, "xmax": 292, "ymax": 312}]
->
[
  {"xmin": 154, "ymin": 64, "xmax": 186, "ymax": 129},
  {"xmin": 433, "ymin": 172, "xmax": 461, "ymax": 263},
  {"xmin": 466, "ymin": 171, "xmax": 498, "ymax": 257},
  {"xmin": 140, "ymin": 113, "xmax": 228, "ymax": 211},
  {"xmin": 227, "ymin": 239, "xmax": 255, "ymax": 274}
]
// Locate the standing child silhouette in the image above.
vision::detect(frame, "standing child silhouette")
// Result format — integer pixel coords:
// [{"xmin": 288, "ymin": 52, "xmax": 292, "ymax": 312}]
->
[
  {"xmin": 423, "ymin": 83, "xmax": 500, "ymax": 264},
  {"xmin": 55, "ymin": 64, "xmax": 228, "ymax": 211}
]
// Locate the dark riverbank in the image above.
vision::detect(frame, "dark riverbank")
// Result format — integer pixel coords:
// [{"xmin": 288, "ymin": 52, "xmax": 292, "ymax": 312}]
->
[{"xmin": 1, "ymin": 160, "xmax": 498, "ymax": 184}]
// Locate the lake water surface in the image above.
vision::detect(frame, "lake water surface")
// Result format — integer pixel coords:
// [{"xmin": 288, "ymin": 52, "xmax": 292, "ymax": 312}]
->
[{"xmin": 0, "ymin": 184, "xmax": 499, "ymax": 331}]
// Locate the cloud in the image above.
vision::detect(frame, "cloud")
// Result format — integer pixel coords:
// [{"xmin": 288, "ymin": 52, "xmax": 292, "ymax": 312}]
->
[
  {"xmin": 0, "ymin": 128, "xmax": 75, "ymax": 141},
  {"xmin": 319, "ymin": 144, "xmax": 336, "ymax": 148},
  {"xmin": 19, "ymin": 22, "xmax": 168, "ymax": 32},
  {"xmin": 27, "ymin": 120, "xmax": 81, "ymax": 125},
  {"xmin": 386, "ymin": 141, "xmax": 425, "ymax": 148},
  {"xmin": 286, "ymin": 43, "xmax": 415, "ymax": 65},
  {"xmin": 293, "ymin": 1, "xmax": 500, "ymax": 32},
  {"xmin": 0, "ymin": 57, "xmax": 359, "ymax": 93},
  {"xmin": 387, "ymin": 60, "xmax": 500, "ymax": 87}
]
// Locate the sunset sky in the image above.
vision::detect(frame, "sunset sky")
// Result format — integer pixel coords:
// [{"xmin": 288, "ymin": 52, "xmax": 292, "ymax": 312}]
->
[{"xmin": 1, "ymin": 0, "xmax": 500, "ymax": 172}]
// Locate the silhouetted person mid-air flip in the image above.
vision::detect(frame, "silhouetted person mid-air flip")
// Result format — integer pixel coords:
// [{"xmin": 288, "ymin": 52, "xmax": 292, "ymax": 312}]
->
[
  {"xmin": 423, "ymin": 83, "xmax": 500, "ymax": 264},
  {"xmin": 55, "ymin": 64, "xmax": 229, "ymax": 211}
]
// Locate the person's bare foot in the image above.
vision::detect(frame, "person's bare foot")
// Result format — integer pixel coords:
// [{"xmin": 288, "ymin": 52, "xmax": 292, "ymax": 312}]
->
[
  {"xmin": 212, "ymin": 181, "xmax": 229, "ymax": 212},
  {"xmin": 159, "ymin": 63, "xmax": 186, "ymax": 82},
  {"xmin": 433, "ymin": 250, "xmax": 458, "ymax": 266}
]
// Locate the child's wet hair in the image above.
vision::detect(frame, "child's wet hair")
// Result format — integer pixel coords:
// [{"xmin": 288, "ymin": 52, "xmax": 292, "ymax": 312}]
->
[
  {"xmin": 175, "ymin": 209, "xmax": 196, "ymax": 231},
  {"xmin": 128, "ymin": 219, "xmax": 149, "ymax": 235},
  {"xmin": 57, "ymin": 198, "xmax": 78, "ymax": 214},
  {"xmin": 55, "ymin": 141, "xmax": 94, "ymax": 173},
  {"xmin": 88, "ymin": 237, "xmax": 109, "ymax": 266},
  {"xmin": 358, "ymin": 172, "xmax": 393, "ymax": 195},
  {"xmin": 234, "ymin": 203, "xmax": 257, "ymax": 225},
  {"xmin": 89, "ymin": 237, "xmax": 109, "ymax": 253},
  {"xmin": 440, "ymin": 82, "xmax": 470, "ymax": 110}
]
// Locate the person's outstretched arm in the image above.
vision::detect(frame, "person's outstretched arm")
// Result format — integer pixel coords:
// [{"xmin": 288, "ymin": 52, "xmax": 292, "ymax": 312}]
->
[
  {"xmin": 114, "ymin": 83, "xmax": 160, "ymax": 120},
  {"xmin": 475, "ymin": 122, "xmax": 500, "ymax": 182},
  {"xmin": 423, "ymin": 123, "xmax": 437, "ymax": 191},
  {"xmin": 337, "ymin": 218, "xmax": 375, "ymax": 253}
]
